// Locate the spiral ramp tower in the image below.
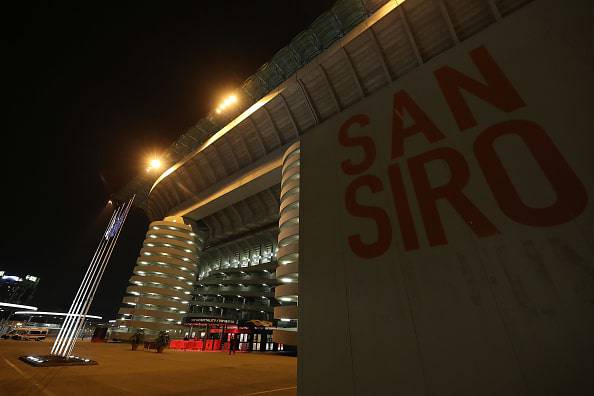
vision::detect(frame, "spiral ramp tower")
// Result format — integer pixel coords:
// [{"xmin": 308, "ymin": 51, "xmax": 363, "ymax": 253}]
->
[
  {"xmin": 273, "ymin": 141, "xmax": 300, "ymax": 346},
  {"xmin": 114, "ymin": 216, "xmax": 200, "ymax": 338}
]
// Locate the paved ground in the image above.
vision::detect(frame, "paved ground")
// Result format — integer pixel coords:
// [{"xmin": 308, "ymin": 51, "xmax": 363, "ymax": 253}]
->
[{"xmin": 0, "ymin": 339, "xmax": 296, "ymax": 396}]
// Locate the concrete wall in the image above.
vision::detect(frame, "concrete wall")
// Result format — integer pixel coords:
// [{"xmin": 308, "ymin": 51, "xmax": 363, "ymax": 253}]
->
[{"xmin": 299, "ymin": 1, "xmax": 594, "ymax": 395}]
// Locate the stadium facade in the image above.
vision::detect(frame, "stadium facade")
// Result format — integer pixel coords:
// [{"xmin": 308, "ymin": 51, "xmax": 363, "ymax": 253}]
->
[{"xmin": 114, "ymin": 0, "xmax": 539, "ymax": 350}]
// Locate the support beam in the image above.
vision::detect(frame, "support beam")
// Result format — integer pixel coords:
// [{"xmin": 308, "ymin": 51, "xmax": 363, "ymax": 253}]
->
[
  {"xmin": 398, "ymin": 6, "xmax": 423, "ymax": 65},
  {"xmin": 437, "ymin": 0, "xmax": 460, "ymax": 44},
  {"xmin": 487, "ymin": 0, "xmax": 502, "ymax": 21},
  {"xmin": 317, "ymin": 64, "xmax": 342, "ymax": 113},
  {"xmin": 261, "ymin": 107, "xmax": 284, "ymax": 146},
  {"xmin": 367, "ymin": 29, "xmax": 393, "ymax": 82},
  {"xmin": 247, "ymin": 117, "xmax": 269, "ymax": 154},
  {"xmin": 278, "ymin": 93, "xmax": 300, "ymax": 138},
  {"xmin": 340, "ymin": 47, "xmax": 365, "ymax": 99},
  {"xmin": 296, "ymin": 78, "xmax": 320, "ymax": 125}
]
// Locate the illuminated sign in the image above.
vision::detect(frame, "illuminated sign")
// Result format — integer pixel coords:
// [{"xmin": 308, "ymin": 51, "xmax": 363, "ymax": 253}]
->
[
  {"xmin": 104, "ymin": 211, "xmax": 126, "ymax": 239},
  {"xmin": 184, "ymin": 317, "xmax": 237, "ymax": 325},
  {"xmin": 2, "ymin": 275, "xmax": 22, "ymax": 282}
]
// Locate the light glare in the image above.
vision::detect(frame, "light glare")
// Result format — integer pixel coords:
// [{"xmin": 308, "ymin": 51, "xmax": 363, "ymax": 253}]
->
[{"xmin": 150, "ymin": 158, "xmax": 161, "ymax": 169}]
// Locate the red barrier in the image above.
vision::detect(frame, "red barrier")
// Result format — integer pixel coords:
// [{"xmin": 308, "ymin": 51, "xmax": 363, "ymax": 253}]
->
[
  {"xmin": 169, "ymin": 340, "xmax": 184, "ymax": 350},
  {"xmin": 169, "ymin": 339, "xmax": 226, "ymax": 351}
]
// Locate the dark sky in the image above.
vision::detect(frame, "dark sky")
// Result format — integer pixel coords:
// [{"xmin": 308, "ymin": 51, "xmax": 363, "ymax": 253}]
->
[{"xmin": 0, "ymin": 1, "xmax": 334, "ymax": 320}]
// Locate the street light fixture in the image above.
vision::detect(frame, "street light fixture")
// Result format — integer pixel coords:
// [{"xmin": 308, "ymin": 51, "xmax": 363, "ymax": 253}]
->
[
  {"xmin": 146, "ymin": 157, "xmax": 163, "ymax": 172},
  {"xmin": 215, "ymin": 94, "xmax": 238, "ymax": 114},
  {"xmin": 150, "ymin": 158, "xmax": 161, "ymax": 169}
]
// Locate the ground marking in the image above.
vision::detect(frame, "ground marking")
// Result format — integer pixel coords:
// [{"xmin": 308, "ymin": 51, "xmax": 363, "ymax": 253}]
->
[
  {"xmin": 1, "ymin": 357, "xmax": 57, "ymax": 396},
  {"xmin": 241, "ymin": 386, "xmax": 297, "ymax": 395}
]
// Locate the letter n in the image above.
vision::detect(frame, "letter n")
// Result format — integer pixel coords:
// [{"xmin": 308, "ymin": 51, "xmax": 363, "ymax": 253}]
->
[{"xmin": 435, "ymin": 46, "xmax": 525, "ymax": 131}]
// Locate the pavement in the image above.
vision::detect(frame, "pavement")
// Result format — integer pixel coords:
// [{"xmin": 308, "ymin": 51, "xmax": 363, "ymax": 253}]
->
[{"xmin": 0, "ymin": 339, "xmax": 296, "ymax": 396}]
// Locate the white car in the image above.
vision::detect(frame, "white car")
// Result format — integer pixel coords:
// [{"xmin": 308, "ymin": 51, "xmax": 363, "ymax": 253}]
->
[{"xmin": 2, "ymin": 327, "xmax": 48, "ymax": 341}]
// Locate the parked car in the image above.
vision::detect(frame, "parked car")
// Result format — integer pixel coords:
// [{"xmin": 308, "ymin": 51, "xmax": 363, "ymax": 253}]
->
[{"xmin": 1, "ymin": 327, "xmax": 48, "ymax": 341}]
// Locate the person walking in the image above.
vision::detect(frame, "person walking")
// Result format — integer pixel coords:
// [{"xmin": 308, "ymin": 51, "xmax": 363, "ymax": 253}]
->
[{"xmin": 229, "ymin": 334, "xmax": 236, "ymax": 355}]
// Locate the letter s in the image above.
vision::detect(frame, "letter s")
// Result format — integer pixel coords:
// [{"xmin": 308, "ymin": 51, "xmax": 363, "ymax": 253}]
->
[{"xmin": 344, "ymin": 175, "xmax": 392, "ymax": 258}]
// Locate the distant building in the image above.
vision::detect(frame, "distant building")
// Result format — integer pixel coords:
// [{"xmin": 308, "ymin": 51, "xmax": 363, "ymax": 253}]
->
[{"xmin": 0, "ymin": 271, "xmax": 40, "ymax": 305}]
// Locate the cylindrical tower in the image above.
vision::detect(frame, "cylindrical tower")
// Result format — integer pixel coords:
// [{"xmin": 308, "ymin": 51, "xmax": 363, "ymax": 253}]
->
[
  {"xmin": 114, "ymin": 216, "xmax": 200, "ymax": 338},
  {"xmin": 273, "ymin": 141, "xmax": 300, "ymax": 346}
]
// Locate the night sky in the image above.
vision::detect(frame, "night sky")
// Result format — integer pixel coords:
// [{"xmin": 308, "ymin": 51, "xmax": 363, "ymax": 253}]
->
[{"xmin": 0, "ymin": 1, "xmax": 334, "ymax": 320}]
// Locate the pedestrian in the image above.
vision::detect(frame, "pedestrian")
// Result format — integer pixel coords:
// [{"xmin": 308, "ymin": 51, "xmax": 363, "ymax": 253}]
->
[{"xmin": 229, "ymin": 335, "xmax": 236, "ymax": 355}]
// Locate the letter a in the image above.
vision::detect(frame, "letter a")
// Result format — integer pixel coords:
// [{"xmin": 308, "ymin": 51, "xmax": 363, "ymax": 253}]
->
[{"xmin": 392, "ymin": 90, "xmax": 445, "ymax": 160}]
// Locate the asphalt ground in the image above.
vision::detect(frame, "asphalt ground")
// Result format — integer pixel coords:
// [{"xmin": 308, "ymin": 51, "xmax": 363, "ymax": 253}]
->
[{"xmin": 0, "ymin": 339, "xmax": 296, "ymax": 396}]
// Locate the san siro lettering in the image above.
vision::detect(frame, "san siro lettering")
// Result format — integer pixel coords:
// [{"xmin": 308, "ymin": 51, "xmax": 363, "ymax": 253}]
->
[{"xmin": 339, "ymin": 46, "xmax": 588, "ymax": 259}]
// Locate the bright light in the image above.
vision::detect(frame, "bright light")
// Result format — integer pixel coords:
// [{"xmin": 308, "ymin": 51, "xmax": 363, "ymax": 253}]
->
[
  {"xmin": 146, "ymin": 157, "xmax": 163, "ymax": 172},
  {"xmin": 0, "ymin": 302, "xmax": 38, "ymax": 311},
  {"xmin": 216, "ymin": 94, "xmax": 238, "ymax": 114},
  {"xmin": 150, "ymin": 158, "xmax": 161, "ymax": 169}
]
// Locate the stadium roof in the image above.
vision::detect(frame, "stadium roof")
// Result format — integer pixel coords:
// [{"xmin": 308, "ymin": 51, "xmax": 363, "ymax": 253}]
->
[{"xmin": 113, "ymin": 0, "xmax": 387, "ymax": 210}]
